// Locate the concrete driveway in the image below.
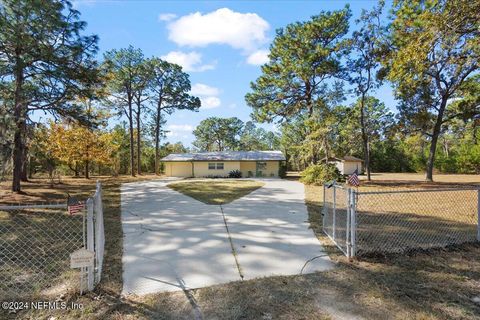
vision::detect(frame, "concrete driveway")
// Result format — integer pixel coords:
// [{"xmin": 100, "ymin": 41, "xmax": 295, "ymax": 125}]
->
[{"xmin": 121, "ymin": 178, "xmax": 333, "ymax": 295}]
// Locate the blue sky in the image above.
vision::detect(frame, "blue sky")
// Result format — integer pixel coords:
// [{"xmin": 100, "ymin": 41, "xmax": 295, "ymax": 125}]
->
[{"xmin": 72, "ymin": 0, "xmax": 396, "ymax": 147}]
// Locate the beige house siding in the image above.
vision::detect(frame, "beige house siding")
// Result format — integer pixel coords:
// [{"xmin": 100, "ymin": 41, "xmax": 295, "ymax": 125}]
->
[
  {"xmin": 239, "ymin": 161, "xmax": 256, "ymax": 177},
  {"xmin": 164, "ymin": 160, "xmax": 281, "ymax": 177},
  {"xmin": 343, "ymin": 161, "xmax": 362, "ymax": 175},
  {"xmin": 327, "ymin": 160, "xmax": 362, "ymax": 175},
  {"xmin": 193, "ymin": 161, "xmax": 240, "ymax": 177},
  {"xmin": 239, "ymin": 161, "xmax": 279, "ymax": 177},
  {"xmin": 165, "ymin": 162, "xmax": 192, "ymax": 177}
]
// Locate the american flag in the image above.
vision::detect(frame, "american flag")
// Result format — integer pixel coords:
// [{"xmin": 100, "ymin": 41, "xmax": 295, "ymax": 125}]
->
[
  {"xmin": 347, "ymin": 169, "xmax": 360, "ymax": 187},
  {"xmin": 67, "ymin": 197, "xmax": 85, "ymax": 215}
]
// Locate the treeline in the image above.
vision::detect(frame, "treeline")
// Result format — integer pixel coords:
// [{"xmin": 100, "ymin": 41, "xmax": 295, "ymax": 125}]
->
[
  {"xmin": 1, "ymin": 0, "xmax": 479, "ymax": 193},
  {"xmin": 192, "ymin": 117, "xmax": 279, "ymax": 152},
  {"xmin": 0, "ymin": 1, "xmax": 200, "ymax": 192},
  {"xmin": 26, "ymin": 121, "xmax": 188, "ymax": 179},
  {"xmin": 245, "ymin": 0, "xmax": 480, "ymax": 180}
]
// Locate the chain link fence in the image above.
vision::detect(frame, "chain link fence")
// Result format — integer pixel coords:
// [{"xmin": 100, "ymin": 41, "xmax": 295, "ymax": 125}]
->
[
  {"xmin": 323, "ymin": 182, "xmax": 480, "ymax": 258},
  {"xmin": 0, "ymin": 181, "xmax": 104, "ymax": 301},
  {"xmin": 323, "ymin": 183, "xmax": 352, "ymax": 256}
]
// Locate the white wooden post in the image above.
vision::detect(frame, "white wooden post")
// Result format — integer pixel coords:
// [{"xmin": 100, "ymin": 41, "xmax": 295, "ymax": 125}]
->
[
  {"xmin": 86, "ymin": 198, "xmax": 95, "ymax": 291},
  {"xmin": 350, "ymin": 189, "xmax": 357, "ymax": 257},
  {"xmin": 332, "ymin": 184, "xmax": 336, "ymax": 241}
]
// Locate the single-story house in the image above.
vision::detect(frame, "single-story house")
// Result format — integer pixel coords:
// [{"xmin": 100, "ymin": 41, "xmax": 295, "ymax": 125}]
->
[
  {"xmin": 161, "ymin": 150, "xmax": 286, "ymax": 178},
  {"xmin": 325, "ymin": 156, "xmax": 363, "ymax": 175}
]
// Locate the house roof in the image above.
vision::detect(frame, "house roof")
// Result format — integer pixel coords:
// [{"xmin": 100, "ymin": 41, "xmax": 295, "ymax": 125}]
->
[
  {"xmin": 161, "ymin": 150, "xmax": 286, "ymax": 162},
  {"xmin": 342, "ymin": 156, "xmax": 363, "ymax": 162},
  {"xmin": 325, "ymin": 156, "xmax": 363, "ymax": 162}
]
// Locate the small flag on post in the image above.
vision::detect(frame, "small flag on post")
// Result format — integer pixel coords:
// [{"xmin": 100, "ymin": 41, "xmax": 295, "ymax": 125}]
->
[
  {"xmin": 67, "ymin": 196, "xmax": 85, "ymax": 215},
  {"xmin": 347, "ymin": 169, "xmax": 360, "ymax": 187}
]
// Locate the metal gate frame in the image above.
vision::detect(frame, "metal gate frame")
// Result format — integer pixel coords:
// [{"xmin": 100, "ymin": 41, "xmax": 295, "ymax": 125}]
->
[{"xmin": 323, "ymin": 181, "xmax": 357, "ymax": 258}]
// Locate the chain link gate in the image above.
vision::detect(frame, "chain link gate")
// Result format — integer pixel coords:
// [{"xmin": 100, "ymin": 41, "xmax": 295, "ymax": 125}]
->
[
  {"xmin": 323, "ymin": 182, "xmax": 480, "ymax": 258},
  {"xmin": 0, "ymin": 181, "xmax": 105, "ymax": 300},
  {"xmin": 322, "ymin": 182, "xmax": 357, "ymax": 258}
]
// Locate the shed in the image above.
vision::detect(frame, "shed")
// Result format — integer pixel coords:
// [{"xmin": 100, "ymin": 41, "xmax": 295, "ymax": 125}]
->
[{"xmin": 325, "ymin": 156, "xmax": 363, "ymax": 175}]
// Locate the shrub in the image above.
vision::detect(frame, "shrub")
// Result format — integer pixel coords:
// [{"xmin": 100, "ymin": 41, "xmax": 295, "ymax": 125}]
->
[
  {"xmin": 206, "ymin": 175, "xmax": 227, "ymax": 178},
  {"xmin": 278, "ymin": 161, "xmax": 287, "ymax": 178},
  {"xmin": 228, "ymin": 169, "xmax": 242, "ymax": 178},
  {"xmin": 300, "ymin": 163, "xmax": 341, "ymax": 186}
]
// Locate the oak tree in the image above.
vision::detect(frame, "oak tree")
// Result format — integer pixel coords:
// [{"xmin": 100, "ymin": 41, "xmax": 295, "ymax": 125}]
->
[{"xmin": 384, "ymin": 0, "xmax": 480, "ymax": 181}]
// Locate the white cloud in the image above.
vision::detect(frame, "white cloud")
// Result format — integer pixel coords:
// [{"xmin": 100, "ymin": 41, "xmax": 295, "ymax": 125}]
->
[
  {"xmin": 163, "ymin": 51, "xmax": 215, "ymax": 72},
  {"xmin": 191, "ymin": 83, "xmax": 220, "ymax": 96},
  {"xmin": 190, "ymin": 83, "xmax": 221, "ymax": 109},
  {"xmin": 158, "ymin": 13, "xmax": 177, "ymax": 22},
  {"xmin": 246, "ymin": 49, "xmax": 270, "ymax": 66},
  {"xmin": 161, "ymin": 51, "xmax": 215, "ymax": 72},
  {"xmin": 168, "ymin": 124, "xmax": 193, "ymax": 131},
  {"xmin": 71, "ymin": 0, "xmax": 97, "ymax": 8},
  {"xmin": 166, "ymin": 8, "xmax": 269, "ymax": 52},
  {"xmin": 166, "ymin": 124, "xmax": 193, "ymax": 137},
  {"xmin": 200, "ymin": 96, "xmax": 221, "ymax": 109}
]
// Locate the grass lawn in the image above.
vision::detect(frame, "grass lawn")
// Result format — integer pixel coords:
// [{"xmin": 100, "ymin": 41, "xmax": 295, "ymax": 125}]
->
[
  {"xmin": 0, "ymin": 175, "xmax": 161, "ymax": 319},
  {"xmin": 304, "ymin": 177, "xmax": 480, "ymax": 320},
  {"xmin": 167, "ymin": 179, "xmax": 265, "ymax": 205},
  {"xmin": 1, "ymin": 173, "xmax": 479, "ymax": 319},
  {"xmin": 319, "ymin": 173, "xmax": 479, "ymax": 256}
]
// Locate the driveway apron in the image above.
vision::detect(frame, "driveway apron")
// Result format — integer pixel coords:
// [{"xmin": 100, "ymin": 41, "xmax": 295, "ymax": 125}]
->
[
  {"xmin": 121, "ymin": 179, "xmax": 239, "ymax": 295},
  {"xmin": 222, "ymin": 179, "xmax": 334, "ymax": 279},
  {"xmin": 121, "ymin": 178, "xmax": 333, "ymax": 295}
]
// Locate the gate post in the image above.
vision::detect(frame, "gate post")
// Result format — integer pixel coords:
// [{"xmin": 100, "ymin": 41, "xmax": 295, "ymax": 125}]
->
[
  {"xmin": 477, "ymin": 188, "xmax": 480, "ymax": 241},
  {"xmin": 346, "ymin": 188, "xmax": 351, "ymax": 258},
  {"xmin": 322, "ymin": 183, "xmax": 326, "ymax": 228},
  {"xmin": 86, "ymin": 198, "xmax": 95, "ymax": 291},
  {"xmin": 332, "ymin": 184, "xmax": 336, "ymax": 241},
  {"xmin": 350, "ymin": 189, "xmax": 357, "ymax": 257}
]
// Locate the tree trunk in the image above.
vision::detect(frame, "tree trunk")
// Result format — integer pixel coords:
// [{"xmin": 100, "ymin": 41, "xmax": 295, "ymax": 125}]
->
[
  {"xmin": 75, "ymin": 162, "xmax": 79, "ymax": 177},
  {"xmin": 68, "ymin": 163, "xmax": 80, "ymax": 177},
  {"xmin": 20, "ymin": 150, "xmax": 28, "ymax": 182},
  {"xmin": 128, "ymin": 99, "xmax": 135, "ymax": 177},
  {"xmin": 28, "ymin": 157, "xmax": 34, "ymax": 179},
  {"xmin": 154, "ymin": 102, "xmax": 162, "ymax": 175},
  {"xmin": 359, "ymin": 93, "xmax": 371, "ymax": 181},
  {"xmin": 136, "ymin": 101, "xmax": 141, "ymax": 175},
  {"xmin": 425, "ymin": 98, "xmax": 448, "ymax": 182},
  {"xmin": 12, "ymin": 57, "xmax": 24, "ymax": 192},
  {"xmin": 85, "ymin": 160, "xmax": 89, "ymax": 179}
]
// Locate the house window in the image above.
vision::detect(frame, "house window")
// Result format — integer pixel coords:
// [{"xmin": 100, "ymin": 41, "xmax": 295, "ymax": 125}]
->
[{"xmin": 208, "ymin": 162, "xmax": 224, "ymax": 170}]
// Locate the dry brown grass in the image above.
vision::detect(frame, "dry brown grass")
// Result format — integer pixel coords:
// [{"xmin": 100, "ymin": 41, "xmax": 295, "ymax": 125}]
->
[
  {"xmin": 0, "ymin": 175, "xmax": 161, "ymax": 319},
  {"xmin": 167, "ymin": 179, "xmax": 265, "ymax": 205},
  {"xmin": 305, "ymin": 178, "xmax": 480, "ymax": 320},
  {"xmin": 3, "ymin": 173, "xmax": 480, "ymax": 319},
  {"xmin": 313, "ymin": 172, "xmax": 479, "ymax": 255},
  {"xmin": 360, "ymin": 172, "xmax": 480, "ymax": 190},
  {"xmin": 107, "ymin": 173, "xmax": 480, "ymax": 320}
]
